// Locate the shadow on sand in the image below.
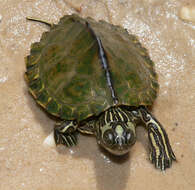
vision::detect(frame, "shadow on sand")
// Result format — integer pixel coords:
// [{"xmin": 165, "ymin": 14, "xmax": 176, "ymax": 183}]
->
[{"xmin": 25, "ymin": 87, "xmax": 149, "ymax": 190}]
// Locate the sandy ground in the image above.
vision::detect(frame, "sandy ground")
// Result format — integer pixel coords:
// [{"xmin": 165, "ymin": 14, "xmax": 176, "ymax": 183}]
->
[{"xmin": 0, "ymin": 0, "xmax": 195, "ymax": 190}]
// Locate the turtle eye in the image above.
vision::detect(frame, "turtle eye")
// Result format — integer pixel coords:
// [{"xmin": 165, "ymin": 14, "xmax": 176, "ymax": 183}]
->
[
  {"xmin": 103, "ymin": 130, "xmax": 114, "ymax": 146},
  {"xmin": 126, "ymin": 132, "xmax": 131, "ymax": 143},
  {"xmin": 126, "ymin": 130, "xmax": 136, "ymax": 145}
]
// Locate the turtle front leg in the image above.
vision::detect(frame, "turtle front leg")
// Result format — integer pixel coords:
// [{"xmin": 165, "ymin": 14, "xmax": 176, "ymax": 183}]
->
[
  {"xmin": 138, "ymin": 106, "xmax": 176, "ymax": 170},
  {"xmin": 54, "ymin": 120, "xmax": 78, "ymax": 147}
]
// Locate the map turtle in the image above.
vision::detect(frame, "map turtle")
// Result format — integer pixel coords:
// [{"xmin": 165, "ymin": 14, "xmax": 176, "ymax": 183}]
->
[{"xmin": 25, "ymin": 14, "xmax": 176, "ymax": 170}]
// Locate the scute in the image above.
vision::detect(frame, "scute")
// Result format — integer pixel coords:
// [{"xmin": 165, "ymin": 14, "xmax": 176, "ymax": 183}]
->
[
  {"xmin": 25, "ymin": 14, "xmax": 158, "ymax": 121},
  {"xmin": 87, "ymin": 18, "xmax": 158, "ymax": 106}
]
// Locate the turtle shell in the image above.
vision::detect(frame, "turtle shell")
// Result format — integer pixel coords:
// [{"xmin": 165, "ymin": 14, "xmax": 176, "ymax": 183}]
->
[{"xmin": 25, "ymin": 14, "xmax": 158, "ymax": 121}]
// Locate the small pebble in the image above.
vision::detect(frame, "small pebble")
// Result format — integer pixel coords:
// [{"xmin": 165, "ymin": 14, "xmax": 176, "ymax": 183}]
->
[
  {"xmin": 172, "ymin": 128, "xmax": 176, "ymax": 131},
  {"xmin": 0, "ymin": 15, "xmax": 2, "ymax": 22},
  {"xmin": 179, "ymin": 5, "xmax": 195, "ymax": 22},
  {"xmin": 43, "ymin": 131, "xmax": 56, "ymax": 147}
]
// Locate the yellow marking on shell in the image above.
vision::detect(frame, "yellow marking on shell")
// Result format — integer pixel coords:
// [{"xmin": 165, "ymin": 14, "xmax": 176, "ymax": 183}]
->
[
  {"xmin": 26, "ymin": 54, "xmax": 41, "ymax": 67},
  {"xmin": 32, "ymin": 73, "xmax": 39, "ymax": 80},
  {"xmin": 145, "ymin": 91, "xmax": 152, "ymax": 101},
  {"xmin": 25, "ymin": 63, "xmax": 40, "ymax": 85},
  {"xmin": 151, "ymin": 81, "xmax": 158, "ymax": 90},
  {"xmin": 36, "ymin": 96, "xmax": 51, "ymax": 109},
  {"xmin": 39, "ymin": 82, "xmax": 45, "ymax": 92},
  {"xmin": 71, "ymin": 107, "xmax": 76, "ymax": 117},
  {"xmin": 126, "ymin": 81, "xmax": 131, "ymax": 89},
  {"xmin": 90, "ymin": 88, "xmax": 96, "ymax": 97},
  {"xmin": 150, "ymin": 84, "xmax": 157, "ymax": 92},
  {"xmin": 26, "ymin": 67, "xmax": 39, "ymax": 80},
  {"xmin": 139, "ymin": 49, "xmax": 147, "ymax": 56},
  {"xmin": 149, "ymin": 73, "xmax": 156, "ymax": 81},
  {"xmin": 88, "ymin": 109, "xmax": 95, "ymax": 118},
  {"xmin": 138, "ymin": 93, "xmax": 144, "ymax": 104},
  {"xmin": 28, "ymin": 79, "xmax": 44, "ymax": 98},
  {"xmin": 25, "ymin": 56, "xmax": 33, "ymax": 67},
  {"xmin": 146, "ymin": 93, "xmax": 151, "ymax": 103},
  {"xmin": 48, "ymin": 97, "xmax": 52, "ymax": 102},
  {"xmin": 53, "ymin": 103, "xmax": 61, "ymax": 117},
  {"xmin": 144, "ymin": 60, "xmax": 153, "ymax": 69},
  {"xmin": 24, "ymin": 73, "xmax": 29, "ymax": 83},
  {"xmin": 28, "ymin": 87, "xmax": 37, "ymax": 99},
  {"xmin": 36, "ymin": 100, "xmax": 47, "ymax": 109},
  {"xmin": 30, "ymin": 59, "xmax": 39, "ymax": 66},
  {"xmin": 47, "ymin": 97, "xmax": 60, "ymax": 117}
]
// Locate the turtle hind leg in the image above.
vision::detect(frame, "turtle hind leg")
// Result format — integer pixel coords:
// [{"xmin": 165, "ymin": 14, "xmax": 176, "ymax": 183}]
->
[
  {"xmin": 138, "ymin": 106, "xmax": 176, "ymax": 170},
  {"xmin": 54, "ymin": 120, "xmax": 78, "ymax": 147}
]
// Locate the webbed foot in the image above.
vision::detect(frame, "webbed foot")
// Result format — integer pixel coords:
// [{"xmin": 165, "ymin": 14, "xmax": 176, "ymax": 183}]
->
[
  {"xmin": 54, "ymin": 120, "xmax": 78, "ymax": 147},
  {"xmin": 139, "ymin": 106, "xmax": 176, "ymax": 170},
  {"xmin": 148, "ymin": 126, "xmax": 176, "ymax": 170}
]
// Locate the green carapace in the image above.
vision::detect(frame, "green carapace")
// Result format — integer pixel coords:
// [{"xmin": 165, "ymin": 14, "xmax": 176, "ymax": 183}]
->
[{"xmin": 25, "ymin": 14, "xmax": 176, "ymax": 170}]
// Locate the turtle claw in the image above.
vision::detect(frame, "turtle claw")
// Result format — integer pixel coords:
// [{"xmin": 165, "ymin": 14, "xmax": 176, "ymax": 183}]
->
[
  {"xmin": 138, "ymin": 107, "xmax": 176, "ymax": 170},
  {"xmin": 54, "ymin": 120, "xmax": 78, "ymax": 147},
  {"xmin": 61, "ymin": 133, "xmax": 77, "ymax": 147},
  {"xmin": 54, "ymin": 129, "xmax": 77, "ymax": 147},
  {"xmin": 149, "ymin": 133, "xmax": 176, "ymax": 171},
  {"xmin": 150, "ymin": 149, "xmax": 174, "ymax": 170},
  {"xmin": 150, "ymin": 150, "xmax": 175, "ymax": 171}
]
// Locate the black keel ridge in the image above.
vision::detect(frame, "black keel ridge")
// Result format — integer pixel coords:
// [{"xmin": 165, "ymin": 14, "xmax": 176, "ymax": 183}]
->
[{"xmin": 86, "ymin": 22, "xmax": 119, "ymax": 105}]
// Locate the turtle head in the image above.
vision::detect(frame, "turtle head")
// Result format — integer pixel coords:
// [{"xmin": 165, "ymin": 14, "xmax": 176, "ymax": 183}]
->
[{"xmin": 97, "ymin": 120, "xmax": 136, "ymax": 155}]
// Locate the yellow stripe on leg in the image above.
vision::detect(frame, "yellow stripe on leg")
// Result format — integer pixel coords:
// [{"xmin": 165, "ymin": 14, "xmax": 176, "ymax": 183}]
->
[
  {"xmin": 148, "ymin": 119, "xmax": 171, "ymax": 162},
  {"xmin": 149, "ymin": 131, "xmax": 160, "ymax": 168}
]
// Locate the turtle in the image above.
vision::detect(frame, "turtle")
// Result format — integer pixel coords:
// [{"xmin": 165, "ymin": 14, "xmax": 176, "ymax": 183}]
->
[{"xmin": 25, "ymin": 14, "xmax": 176, "ymax": 170}]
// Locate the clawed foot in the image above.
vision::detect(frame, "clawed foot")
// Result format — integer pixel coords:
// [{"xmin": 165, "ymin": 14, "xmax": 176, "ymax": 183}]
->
[
  {"xmin": 54, "ymin": 120, "xmax": 78, "ymax": 147},
  {"xmin": 149, "ymin": 145, "xmax": 176, "ymax": 170},
  {"xmin": 138, "ymin": 106, "xmax": 176, "ymax": 170},
  {"xmin": 54, "ymin": 130, "xmax": 77, "ymax": 147},
  {"xmin": 149, "ymin": 127, "xmax": 176, "ymax": 170}
]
